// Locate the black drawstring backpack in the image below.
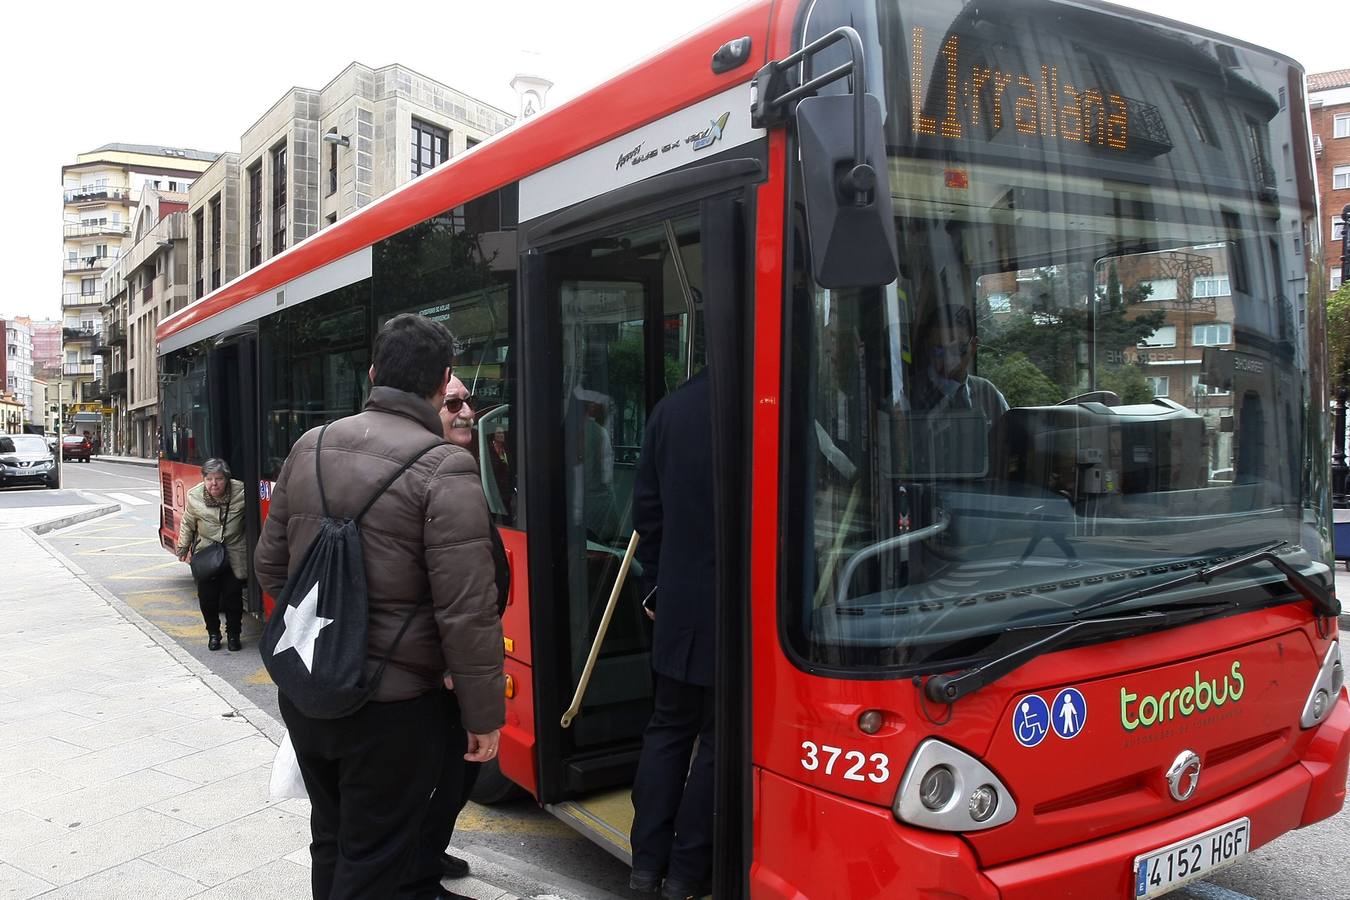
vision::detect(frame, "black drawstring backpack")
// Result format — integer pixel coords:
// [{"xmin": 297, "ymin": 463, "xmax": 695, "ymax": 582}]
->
[{"xmin": 260, "ymin": 423, "xmax": 444, "ymax": 719}]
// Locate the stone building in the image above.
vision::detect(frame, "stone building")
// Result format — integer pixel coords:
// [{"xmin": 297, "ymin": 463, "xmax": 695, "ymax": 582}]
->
[
  {"xmin": 188, "ymin": 62, "xmax": 514, "ymax": 297},
  {"xmin": 0, "ymin": 319, "xmax": 34, "ymax": 426},
  {"xmin": 100, "ymin": 186, "xmax": 192, "ymax": 456}
]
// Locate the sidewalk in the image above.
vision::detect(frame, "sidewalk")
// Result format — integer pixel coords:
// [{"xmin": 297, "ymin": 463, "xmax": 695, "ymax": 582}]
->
[
  {"xmin": 0, "ymin": 512, "xmax": 518, "ymax": 899},
  {"xmin": 89, "ymin": 453, "xmax": 158, "ymax": 468}
]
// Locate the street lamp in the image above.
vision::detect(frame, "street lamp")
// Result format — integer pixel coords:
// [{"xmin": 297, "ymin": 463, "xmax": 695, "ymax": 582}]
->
[{"xmin": 1333, "ymin": 204, "xmax": 1350, "ymax": 508}]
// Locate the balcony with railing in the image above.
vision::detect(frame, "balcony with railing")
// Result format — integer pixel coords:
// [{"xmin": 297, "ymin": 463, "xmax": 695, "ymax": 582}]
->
[
  {"xmin": 64, "ymin": 185, "xmax": 131, "ymax": 204},
  {"xmin": 83, "ymin": 379, "xmax": 109, "ymax": 403},
  {"xmin": 63, "ymin": 222, "xmax": 131, "ymax": 239},
  {"xmin": 63, "ymin": 326, "xmax": 98, "ymax": 343},
  {"xmin": 93, "ymin": 331, "xmax": 111, "ymax": 356},
  {"xmin": 63, "ymin": 255, "xmax": 119, "ymax": 274},
  {"xmin": 62, "ymin": 292, "xmax": 103, "ymax": 309},
  {"xmin": 64, "ymin": 362, "xmax": 95, "ymax": 378},
  {"xmin": 105, "ymin": 321, "xmax": 127, "ymax": 346},
  {"xmin": 108, "ymin": 371, "xmax": 127, "ymax": 395}
]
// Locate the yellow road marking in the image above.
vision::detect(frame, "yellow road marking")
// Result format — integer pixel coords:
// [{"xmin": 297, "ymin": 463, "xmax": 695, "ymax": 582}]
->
[
  {"xmin": 454, "ymin": 804, "xmax": 580, "ymax": 838},
  {"xmin": 244, "ymin": 667, "xmax": 274, "ymax": 686}
]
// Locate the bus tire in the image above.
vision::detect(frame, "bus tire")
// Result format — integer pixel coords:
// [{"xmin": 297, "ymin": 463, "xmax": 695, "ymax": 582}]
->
[{"xmin": 469, "ymin": 758, "xmax": 526, "ymax": 805}]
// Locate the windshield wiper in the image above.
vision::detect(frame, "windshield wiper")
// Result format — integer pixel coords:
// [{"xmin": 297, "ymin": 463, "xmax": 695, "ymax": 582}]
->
[
  {"xmin": 924, "ymin": 601, "xmax": 1232, "ymax": 704},
  {"xmin": 1071, "ymin": 540, "xmax": 1336, "ymax": 619}
]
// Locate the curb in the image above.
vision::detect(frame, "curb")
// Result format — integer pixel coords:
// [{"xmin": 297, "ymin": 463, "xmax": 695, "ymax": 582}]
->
[
  {"xmin": 26, "ymin": 520, "xmax": 286, "ymax": 746},
  {"xmin": 28, "ymin": 503, "xmax": 120, "ymax": 534},
  {"xmin": 90, "ymin": 456, "xmax": 159, "ymax": 468}
]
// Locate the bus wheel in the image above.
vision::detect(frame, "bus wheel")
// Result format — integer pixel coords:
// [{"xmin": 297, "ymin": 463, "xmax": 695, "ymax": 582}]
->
[{"xmin": 469, "ymin": 758, "xmax": 526, "ymax": 805}]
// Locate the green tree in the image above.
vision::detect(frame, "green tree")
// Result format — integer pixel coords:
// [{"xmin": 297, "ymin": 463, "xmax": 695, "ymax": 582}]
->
[
  {"xmin": 1327, "ymin": 282, "xmax": 1350, "ymax": 379},
  {"xmin": 980, "ymin": 352, "xmax": 1064, "ymax": 407}
]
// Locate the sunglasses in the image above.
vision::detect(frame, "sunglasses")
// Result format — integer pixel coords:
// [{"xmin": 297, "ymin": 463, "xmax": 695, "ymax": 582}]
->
[{"xmin": 443, "ymin": 395, "xmax": 476, "ymax": 414}]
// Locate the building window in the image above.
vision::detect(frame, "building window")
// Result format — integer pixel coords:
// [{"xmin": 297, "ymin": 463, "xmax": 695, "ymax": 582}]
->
[
  {"xmin": 1193, "ymin": 275, "xmax": 1231, "ymax": 298},
  {"xmin": 80, "ymin": 277, "xmax": 97, "ymax": 296},
  {"xmin": 1191, "ymin": 374, "xmax": 1229, "ymax": 397},
  {"xmin": 328, "ymin": 135, "xmax": 339, "ymax": 196},
  {"xmin": 1334, "ymin": 217, "xmax": 1347, "ymax": 244},
  {"xmin": 1336, "ymin": 166, "xmax": 1350, "ymax": 191},
  {"xmin": 411, "ymin": 119, "xmax": 449, "ymax": 178},
  {"xmin": 1146, "ymin": 376, "xmax": 1169, "ymax": 398},
  {"xmin": 1334, "ymin": 268, "xmax": 1344, "ymax": 291},
  {"xmin": 1139, "ymin": 278, "xmax": 1178, "ymax": 301},
  {"xmin": 272, "ymin": 143, "xmax": 288, "ymax": 255},
  {"xmin": 248, "ymin": 162, "xmax": 263, "ymax": 268},
  {"xmin": 209, "ymin": 194, "xmax": 222, "ymax": 290},
  {"xmin": 1192, "ymin": 322, "xmax": 1232, "ymax": 346},
  {"xmin": 1337, "ymin": 114, "xmax": 1350, "ymax": 139},
  {"xmin": 1139, "ymin": 325, "xmax": 1177, "ymax": 348},
  {"xmin": 1175, "ymin": 84, "xmax": 1218, "ymax": 145}
]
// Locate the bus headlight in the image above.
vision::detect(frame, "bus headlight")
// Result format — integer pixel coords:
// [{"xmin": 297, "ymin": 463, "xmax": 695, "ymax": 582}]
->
[
  {"xmin": 894, "ymin": 739, "xmax": 1016, "ymax": 831},
  {"xmin": 1301, "ymin": 642, "xmax": 1344, "ymax": 729}
]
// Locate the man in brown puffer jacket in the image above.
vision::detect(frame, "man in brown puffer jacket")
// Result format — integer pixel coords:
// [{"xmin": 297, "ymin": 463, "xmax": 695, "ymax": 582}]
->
[{"xmin": 254, "ymin": 313, "xmax": 504, "ymax": 900}]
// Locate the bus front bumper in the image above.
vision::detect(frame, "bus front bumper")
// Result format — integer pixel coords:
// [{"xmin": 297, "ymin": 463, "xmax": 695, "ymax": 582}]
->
[{"xmin": 751, "ymin": 695, "xmax": 1350, "ymax": 899}]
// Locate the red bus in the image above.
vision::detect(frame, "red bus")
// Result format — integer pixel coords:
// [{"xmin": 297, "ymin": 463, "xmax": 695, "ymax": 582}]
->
[{"xmin": 158, "ymin": 0, "xmax": 1349, "ymax": 896}]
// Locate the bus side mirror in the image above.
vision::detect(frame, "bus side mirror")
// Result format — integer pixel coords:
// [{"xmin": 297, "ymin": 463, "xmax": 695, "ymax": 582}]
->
[{"xmin": 796, "ymin": 92, "xmax": 898, "ymax": 289}]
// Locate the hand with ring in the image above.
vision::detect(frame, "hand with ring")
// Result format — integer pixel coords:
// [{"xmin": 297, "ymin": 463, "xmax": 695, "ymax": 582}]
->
[{"xmin": 465, "ymin": 728, "xmax": 501, "ymax": 763}]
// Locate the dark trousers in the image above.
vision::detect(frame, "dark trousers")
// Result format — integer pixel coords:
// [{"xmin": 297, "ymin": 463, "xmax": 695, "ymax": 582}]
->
[
  {"xmin": 630, "ymin": 673, "xmax": 715, "ymax": 884},
  {"xmin": 280, "ymin": 690, "xmax": 448, "ymax": 900},
  {"xmin": 402, "ymin": 690, "xmax": 472, "ymax": 898},
  {"xmin": 196, "ymin": 569, "xmax": 243, "ymax": 636}
]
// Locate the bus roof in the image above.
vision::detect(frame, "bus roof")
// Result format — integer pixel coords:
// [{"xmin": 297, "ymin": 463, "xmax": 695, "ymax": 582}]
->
[{"xmin": 157, "ymin": 0, "xmax": 774, "ymax": 347}]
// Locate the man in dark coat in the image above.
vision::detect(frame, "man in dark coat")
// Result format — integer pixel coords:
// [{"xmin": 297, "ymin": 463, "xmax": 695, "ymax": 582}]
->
[{"xmin": 628, "ymin": 368, "xmax": 715, "ymax": 900}]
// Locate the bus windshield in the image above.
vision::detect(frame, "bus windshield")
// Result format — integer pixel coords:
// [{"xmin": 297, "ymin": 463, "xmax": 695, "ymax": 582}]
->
[{"xmin": 784, "ymin": 0, "xmax": 1329, "ymax": 674}]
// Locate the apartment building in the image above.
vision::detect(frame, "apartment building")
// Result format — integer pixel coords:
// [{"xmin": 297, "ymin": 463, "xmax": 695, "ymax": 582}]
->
[
  {"xmin": 188, "ymin": 62, "xmax": 513, "ymax": 297},
  {"xmin": 61, "ymin": 144, "xmax": 217, "ymax": 435},
  {"xmin": 101, "ymin": 186, "xmax": 192, "ymax": 456},
  {"xmin": 1311, "ymin": 70, "xmax": 1350, "ymax": 294},
  {"xmin": 0, "ymin": 318, "xmax": 34, "ymax": 426}
]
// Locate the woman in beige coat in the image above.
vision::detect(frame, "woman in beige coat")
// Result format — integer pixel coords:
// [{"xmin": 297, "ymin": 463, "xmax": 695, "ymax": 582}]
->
[{"xmin": 175, "ymin": 458, "xmax": 248, "ymax": 651}]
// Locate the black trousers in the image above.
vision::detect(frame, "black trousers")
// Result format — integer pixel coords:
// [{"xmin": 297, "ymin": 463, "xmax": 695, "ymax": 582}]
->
[
  {"xmin": 280, "ymin": 690, "xmax": 448, "ymax": 900},
  {"xmin": 630, "ymin": 673, "xmax": 715, "ymax": 884},
  {"xmin": 402, "ymin": 689, "xmax": 472, "ymax": 897},
  {"xmin": 196, "ymin": 569, "xmax": 243, "ymax": 636}
]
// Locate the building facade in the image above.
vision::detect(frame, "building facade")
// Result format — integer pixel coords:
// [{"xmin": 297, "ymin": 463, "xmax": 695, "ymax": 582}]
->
[
  {"xmin": 1, "ymin": 318, "xmax": 34, "ymax": 426},
  {"xmin": 61, "ymin": 144, "xmax": 217, "ymax": 435},
  {"xmin": 1311, "ymin": 70, "xmax": 1350, "ymax": 294},
  {"xmin": 188, "ymin": 63, "xmax": 513, "ymax": 297},
  {"xmin": 101, "ymin": 186, "xmax": 192, "ymax": 456}
]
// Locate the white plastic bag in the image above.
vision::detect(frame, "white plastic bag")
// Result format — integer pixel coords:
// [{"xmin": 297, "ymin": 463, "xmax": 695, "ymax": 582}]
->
[{"xmin": 269, "ymin": 730, "xmax": 309, "ymax": 800}]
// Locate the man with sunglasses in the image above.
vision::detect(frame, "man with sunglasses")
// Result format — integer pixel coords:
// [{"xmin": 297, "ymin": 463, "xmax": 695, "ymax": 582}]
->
[{"xmin": 913, "ymin": 303, "xmax": 1008, "ymax": 428}]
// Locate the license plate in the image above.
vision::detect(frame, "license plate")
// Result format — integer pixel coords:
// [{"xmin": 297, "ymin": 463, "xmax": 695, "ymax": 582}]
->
[{"xmin": 1133, "ymin": 817, "xmax": 1249, "ymax": 898}]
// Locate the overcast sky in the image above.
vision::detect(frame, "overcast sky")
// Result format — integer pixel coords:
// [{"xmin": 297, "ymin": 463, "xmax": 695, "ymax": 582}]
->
[{"xmin": 4, "ymin": 0, "xmax": 1342, "ymax": 322}]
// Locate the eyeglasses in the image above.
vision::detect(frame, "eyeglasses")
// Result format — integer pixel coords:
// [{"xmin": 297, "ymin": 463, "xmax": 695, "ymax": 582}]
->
[
  {"xmin": 933, "ymin": 337, "xmax": 972, "ymax": 358},
  {"xmin": 444, "ymin": 395, "xmax": 475, "ymax": 414}
]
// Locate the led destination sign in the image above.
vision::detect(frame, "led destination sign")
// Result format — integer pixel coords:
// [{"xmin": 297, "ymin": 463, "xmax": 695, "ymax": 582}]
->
[{"xmin": 909, "ymin": 26, "xmax": 1128, "ymax": 150}]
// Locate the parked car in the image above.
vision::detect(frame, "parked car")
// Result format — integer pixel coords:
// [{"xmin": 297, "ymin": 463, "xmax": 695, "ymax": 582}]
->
[
  {"xmin": 61, "ymin": 434, "xmax": 92, "ymax": 463},
  {"xmin": 0, "ymin": 434, "xmax": 58, "ymax": 488}
]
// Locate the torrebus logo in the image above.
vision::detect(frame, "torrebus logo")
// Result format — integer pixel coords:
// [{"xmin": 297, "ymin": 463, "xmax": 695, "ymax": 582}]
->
[{"xmin": 1120, "ymin": 662, "xmax": 1245, "ymax": 732}]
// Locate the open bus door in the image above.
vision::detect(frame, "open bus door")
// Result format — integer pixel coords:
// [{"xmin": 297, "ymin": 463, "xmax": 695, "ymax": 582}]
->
[
  {"xmin": 519, "ymin": 160, "xmax": 754, "ymax": 890},
  {"xmin": 204, "ymin": 328, "xmax": 263, "ymax": 615}
]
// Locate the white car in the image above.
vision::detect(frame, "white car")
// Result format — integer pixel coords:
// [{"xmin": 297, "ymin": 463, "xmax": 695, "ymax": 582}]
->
[{"xmin": 0, "ymin": 434, "xmax": 58, "ymax": 489}]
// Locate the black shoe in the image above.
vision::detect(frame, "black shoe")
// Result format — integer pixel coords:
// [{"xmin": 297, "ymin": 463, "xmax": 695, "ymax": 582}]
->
[
  {"xmin": 661, "ymin": 878, "xmax": 709, "ymax": 900},
  {"xmin": 440, "ymin": 852, "xmax": 470, "ymax": 879},
  {"xmin": 207, "ymin": 633, "xmax": 222, "ymax": 651},
  {"xmin": 227, "ymin": 634, "xmax": 242, "ymax": 652},
  {"xmin": 629, "ymin": 869, "xmax": 663, "ymax": 894}
]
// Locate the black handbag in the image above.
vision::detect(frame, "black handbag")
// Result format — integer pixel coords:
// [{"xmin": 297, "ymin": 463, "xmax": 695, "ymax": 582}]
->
[{"xmin": 190, "ymin": 497, "xmax": 231, "ymax": 582}]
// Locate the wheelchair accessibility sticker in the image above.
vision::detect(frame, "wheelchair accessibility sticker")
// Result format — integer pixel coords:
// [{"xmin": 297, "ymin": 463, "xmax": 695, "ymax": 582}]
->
[
  {"xmin": 1051, "ymin": 688, "xmax": 1087, "ymax": 739},
  {"xmin": 1013, "ymin": 695, "xmax": 1050, "ymax": 747}
]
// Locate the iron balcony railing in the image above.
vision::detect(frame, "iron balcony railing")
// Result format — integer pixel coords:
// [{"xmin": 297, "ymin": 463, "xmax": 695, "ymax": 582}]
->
[
  {"xmin": 63, "ymin": 222, "xmax": 131, "ymax": 239},
  {"xmin": 108, "ymin": 371, "xmax": 127, "ymax": 394},
  {"xmin": 62, "ymin": 292, "xmax": 102, "ymax": 308},
  {"xmin": 63, "ymin": 362, "xmax": 95, "ymax": 377},
  {"xmin": 62, "ymin": 327, "xmax": 98, "ymax": 343},
  {"xmin": 64, "ymin": 185, "xmax": 131, "ymax": 204},
  {"xmin": 63, "ymin": 255, "xmax": 119, "ymax": 274},
  {"xmin": 105, "ymin": 322, "xmax": 127, "ymax": 346}
]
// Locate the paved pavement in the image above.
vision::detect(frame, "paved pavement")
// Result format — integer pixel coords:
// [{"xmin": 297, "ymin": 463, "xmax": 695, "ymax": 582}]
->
[{"xmin": 0, "ymin": 505, "xmax": 520, "ymax": 899}]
